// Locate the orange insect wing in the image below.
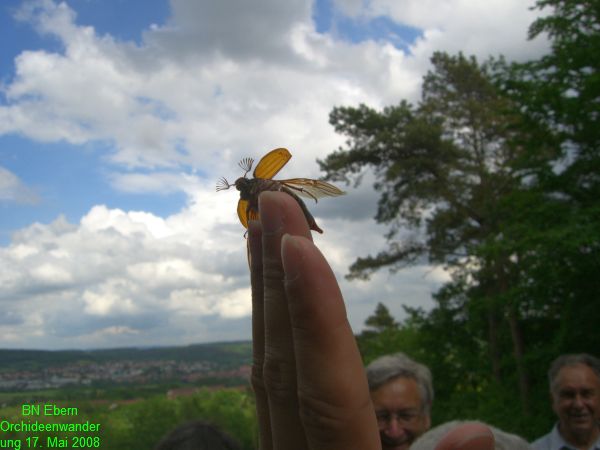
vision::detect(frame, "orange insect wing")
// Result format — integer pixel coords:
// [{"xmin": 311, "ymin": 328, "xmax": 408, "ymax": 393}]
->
[
  {"xmin": 253, "ymin": 148, "xmax": 291, "ymax": 179},
  {"xmin": 237, "ymin": 199, "xmax": 259, "ymax": 229},
  {"xmin": 237, "ymin": 199, "xmax": 249, "ymax": 228}
]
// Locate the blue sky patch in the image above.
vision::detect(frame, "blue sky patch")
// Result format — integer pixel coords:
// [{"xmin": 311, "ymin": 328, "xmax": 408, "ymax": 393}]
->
[
  {"xmin": 0, "ymin": 135, "xmax": 187, "ymax": 245},
  {"xmin": 0, "ymin": 1, "xmax": 63, "ymax": 84},
  {"xmin": 66, "ymin": 0, "xmax": 170, "ymax": 45},
  {"xmin": 312, "ymin": 0, "xmax": 422, "ymax": 52}
]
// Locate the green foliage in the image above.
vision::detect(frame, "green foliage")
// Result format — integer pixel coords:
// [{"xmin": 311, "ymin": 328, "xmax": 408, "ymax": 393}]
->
[
  {"xmin": 325, "ymin": 0, "xmax": 599, "ymax": 437},
  {"xmin": 358, "ymin": 304, "xmax": 555, "ymax": 440},
  {"xmin": 321, "ymin": 52, "xmax": 538, "ymax": 278},
  {"xmin": 358, "ymin": 325, "xmax": 419, "ymax": 366},
  {"xmin": 0, "ymin": 388, "xmax": 256, "ymax": 450},
  {"xmin": 100, "ymin": 389, "xmax": 256, "ymax": 450},
  {"xmin": 526, "ymin": 0, "xmax": 600, "ymax": 156},
  {"xmin": 322, "ymin": 50, "xmax": 542, "ymax": 412},
  {"xmin": 363, "ymin": 303, "xmax": 399, "ymax": 333}
]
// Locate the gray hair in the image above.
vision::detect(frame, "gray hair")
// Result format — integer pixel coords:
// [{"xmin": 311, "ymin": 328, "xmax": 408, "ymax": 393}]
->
[
  {"xmin": 548, "ymin": 353, "xmax": 600, "ymax": 394},
  {"xmin": 411, "ymin": 421, "xmax": 531, "ymax": 450},
  {"xmin": 366, "ymin": 352, "xmax": 433, "ymax": 415}
]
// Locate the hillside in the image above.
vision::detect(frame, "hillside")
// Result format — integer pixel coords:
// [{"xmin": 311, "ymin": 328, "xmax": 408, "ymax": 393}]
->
[{"xmin": 0, "ymin": 341, "xmax": 252, "ymax": 391}]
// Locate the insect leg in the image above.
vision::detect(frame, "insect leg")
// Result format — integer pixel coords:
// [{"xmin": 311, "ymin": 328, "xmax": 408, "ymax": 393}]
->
[
  {"xmin": 281, "ymin": 186, "xmax": 323, "ymax": 233},
  {"xmin": 282, "ymin": 183, "xmax": 318, "ymax": 202}
]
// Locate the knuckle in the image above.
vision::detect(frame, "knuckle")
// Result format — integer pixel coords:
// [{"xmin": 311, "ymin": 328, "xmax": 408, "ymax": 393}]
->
[
  {"xmin": 297, "ymin": 387, "xmax": 345, "ymax": 432},
  {"xmin": 250, "ymin": 361, "xmax": 265, "ymax": 395},
  {"xmin": 262, "ymin": 354, "xmax": 297, "ymax": 403},
  {"xmin": 262, "ymin": 256, "xmax": 284, "ymax": 287},
  {"xmin": 296, "ymin": 385, "xmax": 373, "ymax": 445},
  {"xmin": 250, "ymin": 374, "xmax": 267, "ymax": 398}
]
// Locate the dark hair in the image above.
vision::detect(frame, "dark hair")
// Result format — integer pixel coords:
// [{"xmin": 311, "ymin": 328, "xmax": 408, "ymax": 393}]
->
[
  {"xmin": 153, "ymin": 421, "xmax": 242, "ymax": 450},
  {"xmin": 548, "ymin": 353, "xmax": 600, "ymax": 394},
  {"xmin": 366, "ymin": 352, "xmax": 434, "ymax": 415}
]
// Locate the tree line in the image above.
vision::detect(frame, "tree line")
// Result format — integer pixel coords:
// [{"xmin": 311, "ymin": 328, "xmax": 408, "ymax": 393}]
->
[{"xmin": 319, "ymin": 0, "xmax": 599, "ymax": 439}]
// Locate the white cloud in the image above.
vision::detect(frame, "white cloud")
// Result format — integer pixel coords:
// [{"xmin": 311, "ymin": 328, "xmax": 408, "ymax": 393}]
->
[
  {"xmin": 82, "ymin": 279, "xmax": 142, "ymax": 316},
  {"xmin": 0, "ymin": 0, "xmax": 548, "ymax": 348},
  {"xmin": 361, "ymin": 0, "xmax": 548, "ymax": 62},
  {"xmin": 1, "ymin": 0, "xmax": 547, "ymax": 172},
  {"xmin": 0, "ymin": 189, "xmax": 253, "ymax": 348},
  {"xmin": 0, "ymin": 178, "xmax": 446, "ymax": 348},
  {"xmin": 147, "ymin": 0, "xmax": 312, "ymax": 62},
  {"xmin": 108, "ymin": 171, "xmax": 200, "ymax": 195},
  {"xmin": 30, "ymin": 262, "xmax": 73, "ymax": 285}
]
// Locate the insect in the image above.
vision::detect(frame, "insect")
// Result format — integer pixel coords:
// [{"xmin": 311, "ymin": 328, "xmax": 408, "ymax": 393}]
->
[{"xmin": 216, "ymin": 148, "xmax": 345, "ymax": 233}]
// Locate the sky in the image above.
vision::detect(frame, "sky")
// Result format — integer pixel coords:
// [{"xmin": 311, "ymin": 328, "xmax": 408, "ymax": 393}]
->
[{"xmin": 0, "ymin": 0, "xmax": 550, "ymax": 350}]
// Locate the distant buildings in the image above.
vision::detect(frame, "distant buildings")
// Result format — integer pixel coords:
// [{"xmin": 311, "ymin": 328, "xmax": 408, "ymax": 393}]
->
[{"xmin": 0, "ymin": 360, "xmax": 252, "ymax": 391}]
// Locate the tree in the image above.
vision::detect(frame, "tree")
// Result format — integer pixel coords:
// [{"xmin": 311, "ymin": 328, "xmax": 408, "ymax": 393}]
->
[
  {"xmin": 320, "ymin": 52, "xmax": 546, "ymax": 413},
  {"xmin": 356, "ymin": 303, "xmax": 421, "ymax": 370},
  {"xmin": 509, "ymin": 0, "xmax": 600, "ymax": 166},
  {"xmin": 495, "ymin": 0, "xmax": 600, "ymax": 386},
  {"xmin": 358, "ymin": 302, "xmax": 405, "ymax": 365},
  {"xmin": 322, "ymin": 0, "xmax": 599, "ymax": 432},
  {"xmin": 364, "ymin": 302, "xmax": 399, "ymax": 333}
]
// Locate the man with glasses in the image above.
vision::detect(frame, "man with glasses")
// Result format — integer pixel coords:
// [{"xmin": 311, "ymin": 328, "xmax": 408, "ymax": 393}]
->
[{"xmin": 366, "ymin": 352, "xmax": 433, "ymax": 450}]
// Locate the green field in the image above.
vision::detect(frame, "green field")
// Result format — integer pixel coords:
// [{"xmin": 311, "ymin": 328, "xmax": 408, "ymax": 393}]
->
[{"xmin": 0, "ymin": 385, "xmax": 256, "ymax": 450}]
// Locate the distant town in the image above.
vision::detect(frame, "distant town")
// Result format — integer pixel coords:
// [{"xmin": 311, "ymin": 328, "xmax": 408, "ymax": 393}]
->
[
  {"xmin": 0, "ymin": 342, "xmax": 252, "ymax": 391},
  {"xmin": 0, "ymin": 359, "xmax": 252, "ymax": 391}
]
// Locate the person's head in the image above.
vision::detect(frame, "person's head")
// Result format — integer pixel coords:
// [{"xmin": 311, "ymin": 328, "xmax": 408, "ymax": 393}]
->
[
  {"xmin": 411, "ymin": 421, "xmax": 530, "ymax": 450},
  {"xmin": 366, "ymin": 352, "xmax": 433, "ymax": 450},
  {"xmin": 153, "ymin": 421, "xmax": 241, "ymax": 450},
  {"xmin": 547, "ymin": 353, "xmax": 600, "ymax": 445}
]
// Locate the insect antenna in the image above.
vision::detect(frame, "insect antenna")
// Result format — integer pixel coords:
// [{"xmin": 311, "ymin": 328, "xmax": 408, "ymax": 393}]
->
[
  {"xmin": 216, "ymin": 177, "xmax": 232, "ymax": 192},
  {"xmin": 238, "ymin": 157, "xmax": 254, "ymax": 178}
]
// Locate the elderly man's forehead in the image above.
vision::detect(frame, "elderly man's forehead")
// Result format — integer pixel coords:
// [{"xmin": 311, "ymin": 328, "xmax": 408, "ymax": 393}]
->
[
  {"xmin": 382, "ymin": 375, "xmax": 418, "ymax": 392},
  {"xmin": 552, "ymin": 363, "xmax": 600, "ymax": 392},
  {"xmin": 371, "ymin": 376, "xmax": 425, "ymax": 407}
]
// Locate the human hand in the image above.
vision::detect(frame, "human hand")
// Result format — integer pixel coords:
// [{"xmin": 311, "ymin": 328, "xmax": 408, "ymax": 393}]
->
[{"xmin": 248, "ymin": 191, "xmax": 381, "ymax": 450}]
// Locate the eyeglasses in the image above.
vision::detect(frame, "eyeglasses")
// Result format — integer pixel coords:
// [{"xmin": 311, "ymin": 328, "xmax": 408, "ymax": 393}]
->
[{"xmin": 375, "ymin": 409, "xmax": 423, "ymax": 427}]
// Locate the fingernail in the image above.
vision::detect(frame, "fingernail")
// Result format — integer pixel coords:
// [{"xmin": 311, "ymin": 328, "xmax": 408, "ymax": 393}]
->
[
  {"xmin": 259, "ymin": 192, "xmax": 283, "ymax": 234},
  {"xmin": 281, "ymin": 234, "xmax": 302, "ymax": 282}
]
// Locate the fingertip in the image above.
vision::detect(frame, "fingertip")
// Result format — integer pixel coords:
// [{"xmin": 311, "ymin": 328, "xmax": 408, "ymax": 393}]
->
[
  {"xmin": 259, "ymin": 191, "xmax": 313, "ymax": 239},
  {"xmin": 258, "ymin": 192, "xmax": 283, "ymax": 234}
]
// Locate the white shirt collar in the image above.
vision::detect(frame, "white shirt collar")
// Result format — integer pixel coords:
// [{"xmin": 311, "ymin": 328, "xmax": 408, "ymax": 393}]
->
[{"xmin": 550, "ymin": 423, "xmax": 600, "ymax": 450}]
